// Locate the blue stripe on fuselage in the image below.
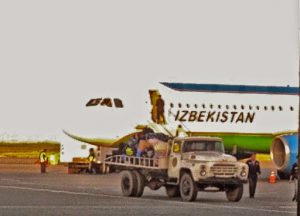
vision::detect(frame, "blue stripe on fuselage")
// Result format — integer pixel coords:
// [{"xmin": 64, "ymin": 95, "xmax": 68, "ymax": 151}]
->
[{"xmin": 161, "ymin": 82, "xmax": 299, "ymax": 95}]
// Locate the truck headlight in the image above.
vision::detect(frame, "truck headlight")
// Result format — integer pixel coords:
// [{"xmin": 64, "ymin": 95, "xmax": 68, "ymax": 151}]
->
[
  {"xmin": 200, "ymin": 165, "xmax": 206, "ymax": 176},
  {"xmin": 240, "ymin": 168, "xmax": 247, "ymax": 177},
  {"xmin": 240, "ymin": 171, "xmax": 247, "ymax": 177}
]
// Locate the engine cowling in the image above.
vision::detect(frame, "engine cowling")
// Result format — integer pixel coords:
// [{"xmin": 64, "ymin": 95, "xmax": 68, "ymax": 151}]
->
[{"xmin": 270, "ymin": 134, "xmax": 298, "ymax": 174}]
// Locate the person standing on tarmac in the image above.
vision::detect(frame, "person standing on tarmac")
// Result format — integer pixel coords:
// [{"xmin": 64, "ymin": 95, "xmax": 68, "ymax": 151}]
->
[
  {"xmin": 289, "ymin": 155, "xmax": 298, "ymax": 201},
  {"xmin": 176, "ymin": 125, "xmax": 187, "ymax": 137},
  {"xmin": 39, "ymin": 149, "xmax": 48, "ymax": 174},
  {"xmin": 88, "ymin": 148, "xmax": 96, "ymax": 174},
  {"xmin": 246, "ymin": 153, "xmax": 261, "ymax": 198},
  {"xmin": 156, "ymin": 95, "xmax": 166, "ymax": 124}
]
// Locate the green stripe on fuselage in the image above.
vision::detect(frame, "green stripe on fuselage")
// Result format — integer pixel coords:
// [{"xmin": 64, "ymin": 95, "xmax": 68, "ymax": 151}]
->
[{"xmin": 190, "ymin": 132, "xmax": 274, "ymax": 153}]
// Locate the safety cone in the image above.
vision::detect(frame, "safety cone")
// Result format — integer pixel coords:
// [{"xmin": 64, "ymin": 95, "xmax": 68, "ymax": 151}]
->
[{"xmin": 269, "ymin": 171, "xmax": 276, "ymax": 183}]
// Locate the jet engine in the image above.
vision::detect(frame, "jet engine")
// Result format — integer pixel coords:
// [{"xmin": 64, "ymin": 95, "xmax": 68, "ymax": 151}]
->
[{"xmin": 270, "ymin": 134, "xmax": 298, "ymax": 176}]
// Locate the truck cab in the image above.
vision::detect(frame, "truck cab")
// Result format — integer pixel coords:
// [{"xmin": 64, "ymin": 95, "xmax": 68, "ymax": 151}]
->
[
  {"xmin": 168, "ymin": 137, "xmax": 248, "ymax": 182},
  {"xmin": 166, "ymin": 136, "xmax": 248, "ymax": 201}
]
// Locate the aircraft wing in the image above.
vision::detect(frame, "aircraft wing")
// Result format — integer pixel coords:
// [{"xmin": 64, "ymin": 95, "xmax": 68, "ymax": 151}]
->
[{"xmin": 63, "ymin": 130, "xmax": 139, "ymax": 148}]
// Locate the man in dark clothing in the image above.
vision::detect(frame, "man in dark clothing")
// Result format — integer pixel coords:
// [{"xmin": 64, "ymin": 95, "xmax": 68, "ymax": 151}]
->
[
  {"xmin": 246, "ymin": 153, "xmax": 261, "ymax": 198},
  {"xmin": 156, "ymin": 95, "xmax": 166, "ymax": 124},
  {"xmin": 289, "ymin": 156, "xmax": 298, "ymax": 201}
]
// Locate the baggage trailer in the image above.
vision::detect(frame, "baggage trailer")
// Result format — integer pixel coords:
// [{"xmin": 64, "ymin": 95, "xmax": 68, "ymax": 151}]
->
[
  {"xmin": 68, "ymin": 146, "xmax": 116, "ymax": 174},
  {"xmin": 105, "ymin": 136, "xmax": 249, "ymax": 202}
]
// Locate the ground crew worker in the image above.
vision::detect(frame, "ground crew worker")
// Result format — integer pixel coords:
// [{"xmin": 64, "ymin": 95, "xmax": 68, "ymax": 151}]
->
[
  {"xmin": 175, "ymin": 125, "xmax": 187, "ymax": 137},
  {"xmin": 95, "ymin": 146, "xmax": 101, "ymax": 163},
  {"xmin": 39, "ymin": 149, "xmax": 48, "ymax": 174},
  {"xmin": 289, "ymin": 155, "xmax": 298, "ymax": 202},
  {"xmin": 156, "ymin": 95, "xmax": 166, "ymax": 124},
  {"xmin": 88, "ymin": 148, "xmax": 96, "ymax": 174},
  {"xmin": 246, "ymin": 153, "xmax": 261, "ymax": 198}
]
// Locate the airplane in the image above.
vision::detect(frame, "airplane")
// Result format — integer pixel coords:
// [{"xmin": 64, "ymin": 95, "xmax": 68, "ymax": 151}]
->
[{"xmin": 62, "ymin": 82, "xmax": 299, "ymax": 178}]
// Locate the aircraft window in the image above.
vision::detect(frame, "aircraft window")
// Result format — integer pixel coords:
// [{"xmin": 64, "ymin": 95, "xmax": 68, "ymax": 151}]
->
[
  {"xmin": 264, "ymin": 106, "xmax": 268, "ymax": 111},
  {"xmin": 218, "ymin": 105, "xmax": 222, "ymax": 109},
  {"xmin": 279, "ymin": 106, "xmax": 283, "ymax": 111},
  {"xmin": 210, "ymin": 104, "xmax": 213, "ymax": 109},
  {"xmin": 256, "ymin": 106, "xmax": 260, "ymax": 110},
  {"xmin": 186, "ymin": 104, "xmax": 190, "ymax": 108},
  {"xmin": 271, "ymin": 106, "xmax": 275, "ymax": 111},
  {"xmin": 290, "ymin": 106, "xmax": 294, "ymax": 111},
  {"xmin": 241, "ymin": 105, "xmax": 244, "ymax": 110},
  {"xmin": 114, "ymin": 98, "xmax": 124, "ymax": 108},
  {"xmin": 194, "ymin": 104, "xmax": 198, "ymax": 109},
  {"xmin": 249, "ymin": 105, "xmax": 252, "ymax": 110},
  {"xmin": 178, "ymin": 103, "xmax": 182, "ymax": 108},
  {"xmin": 202, "ymin": 104, "xmax": 206, "ymax": 109},
  {"xmin": 170, "ymin": 103, "xmax": 174, "ymax": 108},
  {"xmin": 226, "ymin": 105, "xmax": 229, "ymax": 109},
  {"xmin": 233, "ymin": 105, "xmax": 237, "ymax": 110}
]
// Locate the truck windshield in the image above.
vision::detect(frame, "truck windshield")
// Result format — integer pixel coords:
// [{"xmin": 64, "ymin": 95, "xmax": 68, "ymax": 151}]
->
[{"xmin": 182, "ymin": 140, "xmax": 224, "ymax": 153}]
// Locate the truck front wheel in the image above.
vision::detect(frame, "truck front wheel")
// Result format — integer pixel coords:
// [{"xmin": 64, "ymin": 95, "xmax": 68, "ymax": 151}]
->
[
  {"xmin": 226, "ymin": 184, "xmax": 243, "ymax": 202},
  {"xmin": 179, "ymin": 173, "xmax": 198, "ymax": 201},
  {"xmin": 120, "ymin": 170, "xmax": 137, "ymax": 197},
  {"xmin": 165, "ymin": 185, "xmax": 180, "ymax": 198}
]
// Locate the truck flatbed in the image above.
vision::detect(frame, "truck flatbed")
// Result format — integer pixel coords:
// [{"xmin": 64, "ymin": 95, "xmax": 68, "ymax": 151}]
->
[{"xmin": 104, "ymin": 155, "xmax": 168, "ymax": 170}]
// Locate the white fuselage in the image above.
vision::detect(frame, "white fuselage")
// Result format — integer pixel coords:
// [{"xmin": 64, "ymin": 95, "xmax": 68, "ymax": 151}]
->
[
  {"xmin": 157, "ymin": 86, "xmax": 298, "ymax": 134},
  {"xmin": 60, "ymin": 83, "xmax": 298, "ymax": 162}
]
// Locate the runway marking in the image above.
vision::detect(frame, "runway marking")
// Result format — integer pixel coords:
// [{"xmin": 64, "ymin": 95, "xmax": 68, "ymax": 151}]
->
[
  {"xmin": 279, "ymin": 206, "xmax": 297, "ymax": 209},
  {"xmin": 0, "ymin": 205, "xmax": 208, "ymax": 209},
  {"xmin": 0, "ymin": 186, "xmax": 105, "ymax": 197},
  {"xmin": 0, "ymin": 185, "xmax": 296, "ymax": 214},
  {"xmin": 0, "ymin": 178, "xmax": 118, "ymax": 191}
]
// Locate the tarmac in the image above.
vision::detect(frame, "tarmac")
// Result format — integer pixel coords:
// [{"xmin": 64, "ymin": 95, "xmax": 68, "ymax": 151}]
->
[{"xmin": 0, "ymin": 164, "xmax": 298, "ymax": 216}]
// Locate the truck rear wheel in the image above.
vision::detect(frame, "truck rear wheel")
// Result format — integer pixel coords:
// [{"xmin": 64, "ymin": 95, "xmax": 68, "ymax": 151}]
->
[
  {"xmin": 226, "ymin": 184, "xmax": 243, "ymax": 202},
  {"xmin": 121, "ymin": 170, "xmax": 137, "ymax": 197},
  {"xmin": 165, "ymin": 185, "xmax": 180, "ymax": 198},
  {"xmin": 179, "ymin": 173, "xmax": 198, "ymax": 202},
  {"xmin": 132, "ymin": 170, "xmax": 145, "ymax": 197}
]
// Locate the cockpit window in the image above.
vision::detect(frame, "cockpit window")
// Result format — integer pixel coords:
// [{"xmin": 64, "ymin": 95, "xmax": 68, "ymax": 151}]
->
[
  {"xmin": 114, "ymin": 98, "xmax": 124, "ymax": 108},
  {"xmin": 101, "ymin": 98, "xmax": 113, "ymax": 107},
  {"xmin": 182, "ymin": 140, "xmax": 224, "ymax": 153},
  {"xmin": 86, "ymin": 97, "xmax": 124, "ymax": 108}
]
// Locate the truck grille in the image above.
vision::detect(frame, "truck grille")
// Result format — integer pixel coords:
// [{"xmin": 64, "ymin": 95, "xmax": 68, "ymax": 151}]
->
[{"xmin": 210, "ymin": 164, "xmax": 238, "ymax": 176}]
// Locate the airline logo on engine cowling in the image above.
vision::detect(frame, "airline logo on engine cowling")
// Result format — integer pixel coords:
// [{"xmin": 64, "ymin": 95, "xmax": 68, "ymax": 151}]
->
[{"xmin": 173, "ymin": 110, "xmax": 256, "ymax": 123}]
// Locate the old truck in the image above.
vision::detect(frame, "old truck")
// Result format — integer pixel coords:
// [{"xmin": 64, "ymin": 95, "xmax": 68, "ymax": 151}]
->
[{"xmin": 104, "ymin": 136, "xmax": 248, "ymax": 202}]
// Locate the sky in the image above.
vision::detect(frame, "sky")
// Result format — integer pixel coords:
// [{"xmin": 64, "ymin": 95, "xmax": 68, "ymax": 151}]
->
[{"xmin": 0, "ymin": 0, "xmax": 298, "ymax": 141}]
